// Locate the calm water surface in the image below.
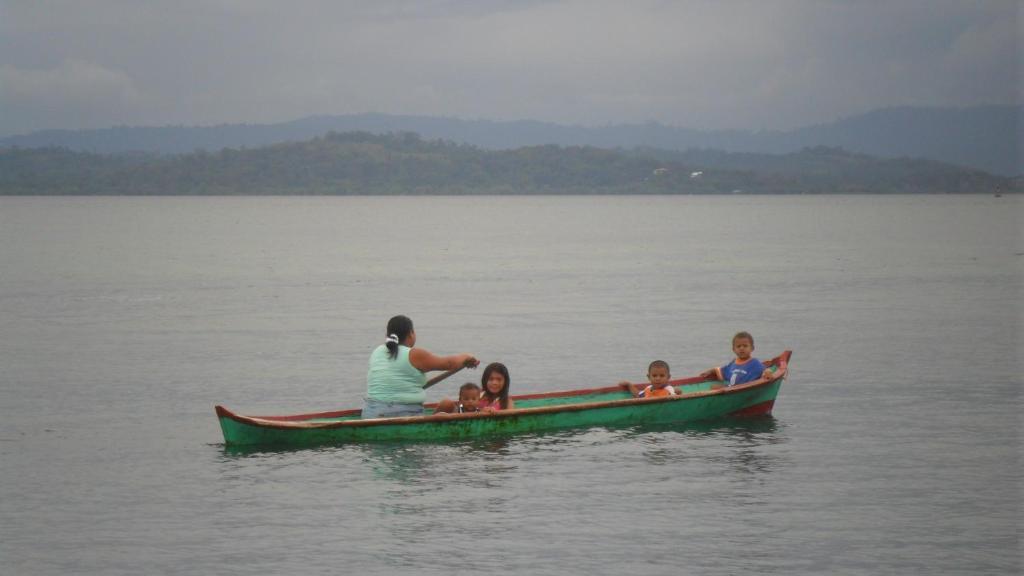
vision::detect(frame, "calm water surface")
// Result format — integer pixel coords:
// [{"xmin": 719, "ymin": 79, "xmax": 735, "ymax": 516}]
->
[{"xmin": 0, "ymin": 195, "xmax": 1020, "ymax": 575}]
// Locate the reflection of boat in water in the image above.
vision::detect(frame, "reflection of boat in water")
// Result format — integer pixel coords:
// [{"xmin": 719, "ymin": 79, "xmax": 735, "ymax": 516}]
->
[{"xmin": 215, "ymin": 351, "xmax": 791, "ymax": 447}]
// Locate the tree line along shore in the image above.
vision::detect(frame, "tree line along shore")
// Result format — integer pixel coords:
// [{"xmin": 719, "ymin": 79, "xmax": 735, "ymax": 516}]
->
[{"xmin": 0, "ymin": 131, "xmax": 1017, "ymax": 195}]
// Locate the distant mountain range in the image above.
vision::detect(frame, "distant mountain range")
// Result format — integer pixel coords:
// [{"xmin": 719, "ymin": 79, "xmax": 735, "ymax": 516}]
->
[{"xmin": 1, "ymin": 106, "xmax": 1019, "ymax": 176}]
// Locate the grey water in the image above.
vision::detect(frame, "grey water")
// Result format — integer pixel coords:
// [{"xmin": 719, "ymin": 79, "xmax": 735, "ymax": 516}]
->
[{"xmin": 0, "ymin": 194, "xmax": 1019, "ymax": 575}]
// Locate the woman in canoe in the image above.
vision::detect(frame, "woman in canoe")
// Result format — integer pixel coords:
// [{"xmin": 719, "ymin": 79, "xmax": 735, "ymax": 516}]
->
[{"xmin": 363, "ymin": 314, "xmax": 479, "ymax": 419}]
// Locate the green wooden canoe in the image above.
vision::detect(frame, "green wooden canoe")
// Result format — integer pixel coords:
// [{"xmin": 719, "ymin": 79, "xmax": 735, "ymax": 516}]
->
[{"xmin": 216, "ymin": 351, "xmax": 791, "ymax": 447}]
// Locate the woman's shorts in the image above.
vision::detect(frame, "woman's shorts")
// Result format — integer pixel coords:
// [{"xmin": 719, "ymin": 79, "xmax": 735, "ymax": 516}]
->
[{"xmin": 361, "ymin": 398, "xmax": 424, "ymax": 419}]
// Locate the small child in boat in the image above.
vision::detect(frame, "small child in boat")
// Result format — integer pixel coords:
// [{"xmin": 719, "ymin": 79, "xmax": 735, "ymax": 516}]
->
[
  {"xmin": 479, "ymin": 362, "xmax": 514, "ymax": 411},
  {"xmin": 455, "ymin": 383, "xmax": 481, "ymax": 413},
  {"xmin": 434, "ymin": 382, "xmax": 482, "ymax": 414},
  {"xmin": 699, "ymin": 331, "xmax": 777, "ymax": 389},
  {"xmin": 619, "ymin": 360, "xmax": 677, "ymax": 398}
]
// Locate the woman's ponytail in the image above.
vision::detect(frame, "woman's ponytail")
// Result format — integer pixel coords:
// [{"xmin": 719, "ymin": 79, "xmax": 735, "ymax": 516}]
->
[
  {"xmin": 385, "ymin": 334, "xmax": 400, "ymax": 357},
  {"xmin": 384, "ymin": 315, "xmax": 414, "ymax": 360}
]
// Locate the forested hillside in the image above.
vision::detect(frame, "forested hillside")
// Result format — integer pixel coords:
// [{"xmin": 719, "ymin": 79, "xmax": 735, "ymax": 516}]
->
[{"xmin": 1, "ymin": 131, "xmax": 1014, "ymax": 195}]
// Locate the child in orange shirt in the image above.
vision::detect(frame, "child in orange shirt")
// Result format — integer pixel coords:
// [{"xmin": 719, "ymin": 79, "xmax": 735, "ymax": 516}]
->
[{"xmin": 619, "ymin": 360, "xmax": 677, "ymax": 398}]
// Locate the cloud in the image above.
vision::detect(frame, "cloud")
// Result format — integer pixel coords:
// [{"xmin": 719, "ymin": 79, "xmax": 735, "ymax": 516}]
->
[
  {"xmin": 0, "ymin": 0, "xmax": 1019, "ymax": 137},
  {"xmin": 0, "ymin": 60, "xmax": 145, "ymax": 134},
  {"xmin": 1, "ymin": 60, "xmax": 140, "ymax": 103},
  {"xmin": 942, "ymin": 13, "xmax": 1021, "ymax": 104}
]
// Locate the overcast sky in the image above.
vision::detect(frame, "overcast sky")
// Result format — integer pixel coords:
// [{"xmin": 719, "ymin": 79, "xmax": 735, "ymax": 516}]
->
[{"xmin": 0, "ymin": 0, "xmax": 1019, "ymax": 137}]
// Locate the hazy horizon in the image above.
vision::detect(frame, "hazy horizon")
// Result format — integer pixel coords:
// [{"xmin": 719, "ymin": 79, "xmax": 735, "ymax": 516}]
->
[
  {"xmin": 1, "ymin": 1, "xmax": 1019, "ymax": 139},
  {"xmin": 3, "ymin": 104, "xmax": 1019, "ymax": 138}
]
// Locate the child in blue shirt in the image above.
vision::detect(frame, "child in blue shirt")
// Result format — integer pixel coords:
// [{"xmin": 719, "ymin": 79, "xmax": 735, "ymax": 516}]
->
[{"xmin": 700, "ymin": 332, "xmax": 776, "ymax": 389}]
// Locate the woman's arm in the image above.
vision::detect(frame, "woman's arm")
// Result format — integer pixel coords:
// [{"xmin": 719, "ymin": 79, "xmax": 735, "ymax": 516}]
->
[{"xmin": 408, "ymin": 348, "xmax": 478, "ymax": 373}]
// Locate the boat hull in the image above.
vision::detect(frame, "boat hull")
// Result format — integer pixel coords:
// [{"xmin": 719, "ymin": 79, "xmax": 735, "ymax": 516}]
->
[{"xmin": 216, "ymin": 351, "xmax": 789, "ymax": 447}]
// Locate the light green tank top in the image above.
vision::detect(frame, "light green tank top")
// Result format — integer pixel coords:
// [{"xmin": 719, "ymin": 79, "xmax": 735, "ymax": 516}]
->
[{"xmin": 366, "ymin": 344, "xmax": 427, "ymax": 404}]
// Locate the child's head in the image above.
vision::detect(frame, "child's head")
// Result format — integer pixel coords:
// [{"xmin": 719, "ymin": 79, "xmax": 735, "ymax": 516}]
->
[
  {"xmin": 459, "ymin": 382, "xmax": 481, "ymax": 412},
  {"xmin": 732, "ymin": 332, "xmax": 754, "ymax": 361},
  {"xmin": 481, "ymin": 362, "xmax": 511, "ymax": 403},
  {"xmin": 647, "ymin": 360, "xmax": 671, "ymax": 388}
]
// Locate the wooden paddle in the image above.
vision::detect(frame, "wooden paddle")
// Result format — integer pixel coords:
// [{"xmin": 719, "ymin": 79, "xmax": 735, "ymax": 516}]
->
[{"xmin": 422, "ymin": 366, "xmax": 465, "ymax": 390}]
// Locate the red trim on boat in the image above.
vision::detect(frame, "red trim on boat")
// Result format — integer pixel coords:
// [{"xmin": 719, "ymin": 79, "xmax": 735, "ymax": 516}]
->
[{"xmin": 728, "ymin": 400, "xmax": 775, "ymax": 418}]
